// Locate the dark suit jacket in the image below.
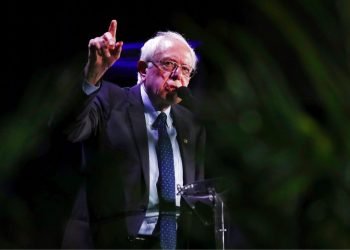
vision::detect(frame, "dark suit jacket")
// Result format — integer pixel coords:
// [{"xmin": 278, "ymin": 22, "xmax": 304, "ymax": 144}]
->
[{"xmin": 62, "ymin": 81, "xmax": 206, "ymax": 248}]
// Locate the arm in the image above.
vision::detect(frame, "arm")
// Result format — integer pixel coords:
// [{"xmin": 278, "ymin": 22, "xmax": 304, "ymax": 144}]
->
[{"xmin": 50, "ymin": 20, "xmax": 124, "ymax": 142}]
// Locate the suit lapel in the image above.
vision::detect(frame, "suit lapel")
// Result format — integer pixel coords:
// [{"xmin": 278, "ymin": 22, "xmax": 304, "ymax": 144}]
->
[
  {"xmin": 127, "ymin": 85, "xmax": 150, "ymax": 193},
  {"xmin": 172, "ymin": 106, "xmax": 195, "ymax": 185}
]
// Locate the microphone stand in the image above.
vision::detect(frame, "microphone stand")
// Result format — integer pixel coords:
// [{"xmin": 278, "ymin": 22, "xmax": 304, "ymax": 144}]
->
[{"xmin": 209, "ymin": 187, "xmax": 227, "ymax": 250}]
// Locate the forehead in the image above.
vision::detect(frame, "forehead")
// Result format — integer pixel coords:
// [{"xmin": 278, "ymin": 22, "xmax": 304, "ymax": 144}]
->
[{"xmin": 154, "ymin": 39, "xmax": 193, "ymax": 65}]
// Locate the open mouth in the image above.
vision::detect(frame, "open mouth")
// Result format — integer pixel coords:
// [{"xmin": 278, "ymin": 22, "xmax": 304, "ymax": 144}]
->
[{"xmin": 165, "ymin": 84, "xmax": 177, "ymax": 92}]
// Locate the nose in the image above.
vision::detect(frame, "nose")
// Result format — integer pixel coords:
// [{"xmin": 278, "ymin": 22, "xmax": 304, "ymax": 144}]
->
[{"xmin": 169, "ymin": 65, "xmax": 182, "ymax": 79}]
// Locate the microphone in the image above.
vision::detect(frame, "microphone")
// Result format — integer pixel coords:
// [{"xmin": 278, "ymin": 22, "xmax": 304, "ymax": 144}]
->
[
  {"xmin": 177, "ymin": 86, "xmax": 196, "ymax": 111},
  {"xmin": 177, "ymin": 86, "xmax": 193, "ymax": 99}
]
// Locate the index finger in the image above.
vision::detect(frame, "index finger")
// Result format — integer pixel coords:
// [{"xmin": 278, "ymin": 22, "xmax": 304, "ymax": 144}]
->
[{"xmin": 108, "ymin": 20, "xmax": 117, "ymax": 39}]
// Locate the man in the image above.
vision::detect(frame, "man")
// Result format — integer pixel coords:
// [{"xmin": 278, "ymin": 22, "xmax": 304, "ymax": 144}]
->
[{"xmin": 61, "ymin": 20, "xmax": 206, "ymax": 249}]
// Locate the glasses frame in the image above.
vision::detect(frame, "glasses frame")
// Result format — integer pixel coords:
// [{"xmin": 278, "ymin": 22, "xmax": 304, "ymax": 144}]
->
[{"xmin": 148, "ymin": 59, "xmax": 196, "ymax": 79}]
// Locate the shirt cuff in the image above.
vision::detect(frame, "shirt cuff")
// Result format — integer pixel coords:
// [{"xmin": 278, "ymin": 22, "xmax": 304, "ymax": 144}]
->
[{"xmin": 82, "ymin": 80, "xmax": 100, "ymax": 95}]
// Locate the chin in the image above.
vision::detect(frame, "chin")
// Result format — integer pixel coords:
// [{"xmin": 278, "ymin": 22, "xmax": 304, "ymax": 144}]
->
[{"xmin": 165, "ymin": 92, "xmax": 179, "ymax": 105}]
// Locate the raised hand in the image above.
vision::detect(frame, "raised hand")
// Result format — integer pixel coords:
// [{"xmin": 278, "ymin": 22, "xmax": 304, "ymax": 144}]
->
[{"xmin": 84, "ymin": 20, "xmax": 123, "ymax": 85}]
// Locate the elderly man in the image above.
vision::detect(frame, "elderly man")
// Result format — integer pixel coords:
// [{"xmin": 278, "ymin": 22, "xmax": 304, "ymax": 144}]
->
[{"xmin": 61, "ymin": 20, "xmax": 206, "ymax": 249}]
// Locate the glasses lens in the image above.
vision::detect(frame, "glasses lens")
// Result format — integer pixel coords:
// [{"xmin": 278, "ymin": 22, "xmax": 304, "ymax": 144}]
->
[
  {"xmin": 160, "ymin": 60, "xmax": 176, "ymax": 72},
  {"xmin": 157, "ymin": 60, "xmax": 195, "ymax": 78}
]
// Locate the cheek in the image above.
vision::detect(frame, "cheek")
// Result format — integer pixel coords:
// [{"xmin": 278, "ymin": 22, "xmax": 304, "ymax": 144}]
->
[{"xmin": 147, "ymin": 78, "xmax": 164, "ymax": 93}]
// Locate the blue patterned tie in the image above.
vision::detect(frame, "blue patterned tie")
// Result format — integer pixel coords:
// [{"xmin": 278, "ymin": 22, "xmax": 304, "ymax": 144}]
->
[{"xmin": 153, "ymin": 112, "xmax": 177, "ymax": 249}]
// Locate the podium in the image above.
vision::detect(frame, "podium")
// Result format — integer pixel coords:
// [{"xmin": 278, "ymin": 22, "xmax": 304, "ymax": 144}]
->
[{"xmin": 177, "ymin": 179, "xmax": 229, "ymax": 249}]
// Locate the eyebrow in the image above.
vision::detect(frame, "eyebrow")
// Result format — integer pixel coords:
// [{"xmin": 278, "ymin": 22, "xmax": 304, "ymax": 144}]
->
[{"xmin": 161, "ymin": 57, "xmax": 191, "ymax": 66}]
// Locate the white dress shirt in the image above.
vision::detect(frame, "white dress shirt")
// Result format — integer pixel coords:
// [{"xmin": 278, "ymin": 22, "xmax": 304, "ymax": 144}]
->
[{"xmin": 138, "ymin": 83, "xmax": 183, "ymax": 235}]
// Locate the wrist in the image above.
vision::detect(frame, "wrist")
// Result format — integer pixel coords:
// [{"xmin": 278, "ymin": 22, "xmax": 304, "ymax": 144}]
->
[{"xmin": 83, "ymin": 63, "xmax": 107, "ymax": 85}]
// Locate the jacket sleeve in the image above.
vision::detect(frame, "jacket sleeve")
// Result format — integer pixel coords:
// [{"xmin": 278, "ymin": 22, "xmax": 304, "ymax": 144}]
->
[
  {"xmin": 49, "ymin": 80, "xmax": 120, "ymax": 143},
  {"xmin": 195, "ymin": 124, "xmax": 206, "ymax": 181}
]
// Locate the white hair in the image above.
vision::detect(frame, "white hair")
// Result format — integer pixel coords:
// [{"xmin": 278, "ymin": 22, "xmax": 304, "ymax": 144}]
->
[{"xmin": 137, "ymin": 31, "xmax": 198, "ymax": 83}]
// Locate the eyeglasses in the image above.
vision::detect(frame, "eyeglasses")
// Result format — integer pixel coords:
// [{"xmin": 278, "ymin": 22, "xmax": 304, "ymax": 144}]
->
[{"xmin": 149, "ymin": 59, "xmax": 196, "ymax": 78}]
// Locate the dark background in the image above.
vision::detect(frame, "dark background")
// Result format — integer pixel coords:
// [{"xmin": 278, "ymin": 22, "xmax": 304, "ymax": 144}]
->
[{"xmin": 3, "ymin": 0, "xmax": 350, "ymax": 248}]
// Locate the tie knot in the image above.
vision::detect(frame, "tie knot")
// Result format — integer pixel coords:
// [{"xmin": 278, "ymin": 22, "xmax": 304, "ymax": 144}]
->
[{"xmin": 153, "ymin": 112, "xmax": 167, "ymax": 129}]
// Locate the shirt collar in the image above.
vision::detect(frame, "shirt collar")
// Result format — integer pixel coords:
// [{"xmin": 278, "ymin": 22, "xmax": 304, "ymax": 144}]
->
[{"xmin": 141, "ymin": 83, "xmax": 172, "ymax": 127}]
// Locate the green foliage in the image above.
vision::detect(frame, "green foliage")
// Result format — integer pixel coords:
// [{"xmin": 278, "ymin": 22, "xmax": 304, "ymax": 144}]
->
[
  {"xmin": 0, "ymin": 57, "xmax": 85, "ymax": 247},
  {"xmin": 176, "ymin": 0, "xmax": 350, "ymax": 247}
]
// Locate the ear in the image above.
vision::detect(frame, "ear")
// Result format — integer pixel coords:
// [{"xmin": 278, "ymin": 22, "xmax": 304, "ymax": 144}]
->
[{"xmin": 137, "ymin": 60, "xmax": 148, "ymax": 79}]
